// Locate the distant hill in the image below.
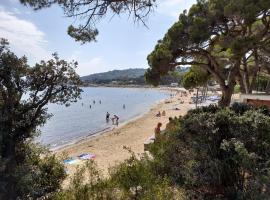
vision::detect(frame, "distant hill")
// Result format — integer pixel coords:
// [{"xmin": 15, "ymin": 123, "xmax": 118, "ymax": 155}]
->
[
  {"xmin": 80, "ymin": 67, "xmax": 189, "ymax": 86},
  {"xmin": 81, "ymin": 68, "xmax": 147, "ymax": 84}
]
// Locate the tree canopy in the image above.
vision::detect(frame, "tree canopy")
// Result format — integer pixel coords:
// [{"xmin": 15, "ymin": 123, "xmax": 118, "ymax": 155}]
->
[
  {"xmin": 182, "ymin": 65, "xmax": 210, "ymax": 89},
  {"xmin": 0, "ymin": 38, "xmax": 82, "ymax": 199},
  {"xmin": 146, "ymin": 0, "xmax": 270, "ymax": 106},
  {"xmin": 20, "ymin": 0, "xmax": 156, "ymax": 43}
]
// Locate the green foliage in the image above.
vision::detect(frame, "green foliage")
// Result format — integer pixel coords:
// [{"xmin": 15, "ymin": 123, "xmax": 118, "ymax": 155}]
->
[
  {"xmin": 13, "ymin": 146, "xmax": 66, "ymax": 199},
  {"xmin": 110, "ymin": 150, "xmax": 175, "ymax": 200},
  {"xmin": 146, "ymin": 0, "xmax": 270, "ymax": 106},
  {"xmin": 182, "ymin": 66, "xmax": 210, "ymax": 89},
  {"xmin": 20, "ymin": 0, "xmax": 155, "ymax": 43},
  {"xmin": 0, "ymin": 39, "xmax": 81, "ymax": 199},
  {"xmin": 231, "ymin": 102, "xmax": 252, "ymax": 115},
  {"xmin": 234, "ymin": 84, "xmax": 241, "ymax": 93},
  {"xmin": 254, "ymin": 74, "xmax": 270, "ymax": 92},
  {"xmin": 53, "ymin": 153, "xmax": 180, "ymax": 200},
  {"xmin": 67, "ymin": 25, "xmax": 98, "ymax": 44},
  {"xmin": 150, "ymin": 105, "xmax": 270, "ymax": 199},
  {"xmin": 146, "ymin": 43, "xmax": 173, "ymax": 86},
  {"xmin": 53, "ymin": 161, "xmax": 115, "ymax": 200}
]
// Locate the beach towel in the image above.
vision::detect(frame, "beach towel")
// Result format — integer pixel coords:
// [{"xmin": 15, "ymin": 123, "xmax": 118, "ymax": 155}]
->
[
  {"xmin": 207, "ymin": 95, "xmax": 220, "ymax": 101},
  {"xmin": 63, "ymin": 158, "xmax": 80, "ymax": 164},
  {"xmin": 78, "ymin": 153, "xmax": 96, "ymax": 160},
  {"xmin": 149, "ymin": 135, "xmax": 155, "ymax": 141}
]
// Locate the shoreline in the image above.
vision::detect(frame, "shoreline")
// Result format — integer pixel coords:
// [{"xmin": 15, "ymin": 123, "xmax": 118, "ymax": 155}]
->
[
  {"xmin": 51, "ymin": 97, "xmax": 166, "ymax": 152},
  {"xmin": 50, "ymin": 92, "xmax": 170, "ymax": 151},
  {"xmin": 55, "ymin": 89, "xmax": 193, "ymax": 175}
]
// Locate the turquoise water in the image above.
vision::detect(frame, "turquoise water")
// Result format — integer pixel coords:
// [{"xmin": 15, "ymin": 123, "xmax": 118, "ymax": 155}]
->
[{"xmin": 38, "ymin": 87, "xmax": 169, "ymax": 148}]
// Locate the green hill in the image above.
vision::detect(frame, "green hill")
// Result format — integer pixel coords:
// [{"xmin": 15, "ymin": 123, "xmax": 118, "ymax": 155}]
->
[
  {"xmin": 80, "ymin": 68, "xmax": 147, "ymax": 84},
  {"xmin": 80, "ymin": 67, "xmax": 189, "ymax": 85}
]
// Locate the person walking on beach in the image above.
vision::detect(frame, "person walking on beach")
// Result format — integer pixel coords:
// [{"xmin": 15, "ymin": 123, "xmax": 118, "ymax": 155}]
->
[{"xmin": 106, "ymin": 112, "xmax": 110, "ymax": 123}]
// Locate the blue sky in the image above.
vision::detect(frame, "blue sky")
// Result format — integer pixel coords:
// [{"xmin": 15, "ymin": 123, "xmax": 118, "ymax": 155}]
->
[{"xmin": 0, "ymin": 0, "xmax": 196, "ymax": 76}]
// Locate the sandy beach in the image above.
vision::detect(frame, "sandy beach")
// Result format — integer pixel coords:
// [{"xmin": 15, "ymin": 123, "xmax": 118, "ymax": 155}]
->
[{"xmin": 55, "ymin": 89, "xmax": 193, "ymax": 175}]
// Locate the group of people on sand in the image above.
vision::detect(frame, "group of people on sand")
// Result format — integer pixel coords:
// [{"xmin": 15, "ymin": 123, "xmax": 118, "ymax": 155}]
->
[
  {"xmin": 154, "ymin": 117, "xmax": 175, "ymax": 141},
  {"xmin": 106, "ymin": 112, "xmax": 120, "ymax": 126},
  {"xmin": 156, "ymin": 110, "xmax": 166, "ymax": 117}
]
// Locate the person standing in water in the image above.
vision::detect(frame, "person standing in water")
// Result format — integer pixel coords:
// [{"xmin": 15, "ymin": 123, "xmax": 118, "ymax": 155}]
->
[
  {"xmin": 123, "ymin": 104, "xmax": 126, "ymax": 109},
  {"xmin": 99, "ymin": 100, "xmax": 101, "ymax": 104},
  {"xmin": 106, "ymin": 112, "xmax": 110, "ymax": 123},
  {"xmin": 93, "ymin": 100, "xmax": 95, "ymax": 104},
  {"xmin": 114, "ymin": 115, "xmax": 119, "ymax": 126}
]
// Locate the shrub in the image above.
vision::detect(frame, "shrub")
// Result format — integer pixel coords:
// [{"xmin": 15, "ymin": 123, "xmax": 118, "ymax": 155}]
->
[
  {"xmin": 53, "ymin": 152, "xmax": 182, "ymax": 200},
  {"xmin": 109, "ymin": 150, "xmax": 177, "ymax": 200},
  {"xmin": 53, "ymin": 161, "xmax": 116, "ymax": 200},
  {"xmin": 0, "ymin": 143, "xmax": 66, "ymax": 199},
  {"xmin": 150, "ymin": 105, "xmax": 270, "ymax": 199}
]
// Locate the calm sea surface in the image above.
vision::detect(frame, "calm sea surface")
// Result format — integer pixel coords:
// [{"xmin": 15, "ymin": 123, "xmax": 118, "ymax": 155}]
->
[{"xmin": 38, "ymin": 87, "xmax": 169, "ymax": 148}]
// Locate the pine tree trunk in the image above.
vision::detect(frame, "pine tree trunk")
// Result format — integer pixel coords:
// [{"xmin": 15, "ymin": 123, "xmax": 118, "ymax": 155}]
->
[{"xmin": 219, "ymin": 86, "xmax": 234, "ymax": 107}]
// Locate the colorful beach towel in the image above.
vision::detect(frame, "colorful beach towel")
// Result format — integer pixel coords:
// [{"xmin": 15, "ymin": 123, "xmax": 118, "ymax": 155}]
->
[
  {"xmin": 63, "ymin": 158, "xmax": 80, "ymax": 164},
  {"xmin": 78, "ymin": 153, "xmax": 96, "ymax": 160},
  {"xmin": 207, "ymin": 95, "xmax": 220, "ymax": 101}
]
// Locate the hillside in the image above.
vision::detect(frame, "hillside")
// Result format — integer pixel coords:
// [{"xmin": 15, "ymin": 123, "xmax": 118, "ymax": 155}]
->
[
  {"xmin": 81, "ymin": 67, "xmax": 189, "ymax": 85},
  {"xmin": 81, "ymin": 68, "xmax": 146, "ymax": 83}
]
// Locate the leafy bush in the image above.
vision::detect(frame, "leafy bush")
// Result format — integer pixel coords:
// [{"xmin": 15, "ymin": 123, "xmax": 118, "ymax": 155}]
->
[
  {"xmin": 110, "ymin": 152, "xmax": 175, "ymax": 200},
  {"xmin": 0, "ymin": 143, "xmax": 66, "ymax": 200},
  {"xmin": 150, "ymin": 105, "xmax": 270, "ymax": 199},
  {"xmin": 53, "ymin": 161, "xmax": 115, "ymax": 200},
  {"xmin": 231, "ymin": 102, "xmax": 252, "ymax": 115},
  {"xmin": 53, "ymin": 152, "xmax": 182, "ymax": 200}
]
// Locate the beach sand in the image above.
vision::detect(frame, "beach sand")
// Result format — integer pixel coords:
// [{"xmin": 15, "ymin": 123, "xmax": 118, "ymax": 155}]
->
[{"xmin": 55, "ymin": 90, "xmax": 193, "ymax": 176}]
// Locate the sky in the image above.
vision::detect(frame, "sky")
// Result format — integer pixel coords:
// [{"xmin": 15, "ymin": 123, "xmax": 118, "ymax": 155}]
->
[{"xmin": 0, "ymin": 0, "xmax": 196, "ymax": 76}]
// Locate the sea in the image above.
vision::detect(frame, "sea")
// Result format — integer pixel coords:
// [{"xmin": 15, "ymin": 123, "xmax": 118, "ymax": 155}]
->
[{"xmin": 38, "ymin": 87, "xmax": 169, "ymax": 149}]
